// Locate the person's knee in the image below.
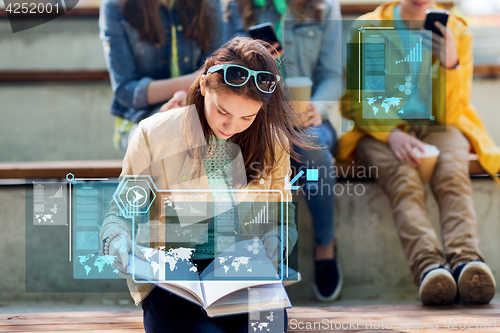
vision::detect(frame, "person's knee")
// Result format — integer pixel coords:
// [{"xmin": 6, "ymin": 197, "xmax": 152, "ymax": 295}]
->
[
  {"xmin": 395, "ymin": 166, "xmax": 422, "ymax": 188},
  {"xmin": 432, "ymin": 160, "xmax": 471, "ymax": 193},
  {"xmin": 293, "ymin": 137, "xmax": 335, "ymax": 170},
  {"xmin": 305, "ymin": 123, "xmax": 336, "ymax": 147},
  {"xmin": 383, "ymin": 163, "xmax": 425, "ymax": 199},
  {"xmin": 303, "ymin": 136, "xmax": 330, "ymax": 152}
]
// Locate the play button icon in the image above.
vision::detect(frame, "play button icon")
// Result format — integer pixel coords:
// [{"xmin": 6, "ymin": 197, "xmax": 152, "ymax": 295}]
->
[
  {"xmin": 126, "ymin": 186, "xmax": 148, "ymax": 208},
  {"xmin": 132, "ymin": 190, "xmax": 144, "ymax": 204}
]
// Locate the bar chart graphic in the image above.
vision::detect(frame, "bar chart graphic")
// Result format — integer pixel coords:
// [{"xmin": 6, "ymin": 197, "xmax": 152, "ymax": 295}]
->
[
  {"xmin": 33, "ymin": 182, "xmax": 68, "ymax": 225},
  {"xmin": 389, "ymin": 35, "xmax": 430, "ymax": 74}
]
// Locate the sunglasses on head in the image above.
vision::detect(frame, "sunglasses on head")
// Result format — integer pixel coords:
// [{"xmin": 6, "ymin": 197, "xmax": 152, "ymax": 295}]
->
[{"xmin": 207, "ymin": 64, "xmax": 281, "ymax": 93}]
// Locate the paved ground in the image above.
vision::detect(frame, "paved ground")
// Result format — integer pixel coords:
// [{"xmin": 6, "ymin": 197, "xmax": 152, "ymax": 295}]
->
[{"xmin": 2, "ymin": 302, "xmax": 500, "ymax": 332}]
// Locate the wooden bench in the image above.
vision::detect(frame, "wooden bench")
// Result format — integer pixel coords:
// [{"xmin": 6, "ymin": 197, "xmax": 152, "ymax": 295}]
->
[
  {"xmin": 2, "ymin": 304, "xmax": 500, "ymax": 332},
  {"xmin": 335, "ymin": 154, "xmax": 495, "ymax": 180},
  {"xmin": 0, "ymin": 160, "xmax": 122, "ymax": 179},
  {"xmin": 0, "ymin": 155, "xmax": 492, "ymax": 181},
  {"xmin": 1, "ymin": 0, "xmax": 498, "ymax": 82}
]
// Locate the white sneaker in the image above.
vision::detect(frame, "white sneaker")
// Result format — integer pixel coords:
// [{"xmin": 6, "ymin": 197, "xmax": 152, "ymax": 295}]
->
[
  {"xmin": 419, "ymin": 268, "xmax": 456, "ymax": 305},
  {"xmin": 457, "ymin": 262, "xmax": 496, "ymax": 304}
]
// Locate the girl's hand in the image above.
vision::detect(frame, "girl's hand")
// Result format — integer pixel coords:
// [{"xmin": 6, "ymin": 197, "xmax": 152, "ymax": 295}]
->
[
  {"xmin": 264, "ymin": 236, "xmax": 281, "ymax": 268},
  {"xmin": 300, "ymin": 104, "xmax": 322, "ymax": 127},
  {"xmin": 107, "ymin": 233, "xmax": 147, "ymax": 277},
  {"xmin": 160, "ymin": 90, "xmax": 187, "ymax": 112},
  {"xmin": 387, "ymin": 129, "xmax": 425, "ymax": 168},
  {"xmin": 431, "ymin": 21, "xmax": 459, "ymax": 69}
]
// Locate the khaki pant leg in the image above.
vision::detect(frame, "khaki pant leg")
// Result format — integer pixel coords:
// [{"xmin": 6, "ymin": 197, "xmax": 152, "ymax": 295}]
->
[
  {"xmin": 421, "ymin": 126, "xmax": 484, "ymax": 270},
  {"xmin": 356, "ymin": 136, "xmax": 446, "ymax": 285}
]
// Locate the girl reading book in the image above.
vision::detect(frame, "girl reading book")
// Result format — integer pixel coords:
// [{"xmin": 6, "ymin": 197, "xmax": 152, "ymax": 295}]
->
[{"xmin": 101, "ymin": 37, "xmax": 307, "ymax": 332}]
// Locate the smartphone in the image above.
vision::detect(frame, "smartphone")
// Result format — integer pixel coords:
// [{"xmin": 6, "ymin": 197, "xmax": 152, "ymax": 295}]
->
[
  {"xmin": 424, "ymin": 9, "xmax": 449, "ymax": 37},
  {"xmin": 248, "ymin": 22, "xmax": 282, "ymax": 52}
]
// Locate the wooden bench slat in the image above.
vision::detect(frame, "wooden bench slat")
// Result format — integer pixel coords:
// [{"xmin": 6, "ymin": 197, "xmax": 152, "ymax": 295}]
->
[
  {"xmin": 3, "ymin": 62, "xmax": 498, "ymax": 84},
  {"xmin": 4, "ymin": 327, "xmax": 144, "ymax": 333},
  {"xmin": 0, "ymin": 160, "xmax": 123, "ymax": 179},
  {"xmin": 288, "ymin": 303, "xmax": 500, "ymax": 313},
  {"xmin": 0, "ymin": 322, "xmax": 144, "ymax": 332},
  {"xmin": 0, "ymin": 71, "xmax": 110, "ymax": 82},
  {"xmin": 2, "ymin": 311, "xmax": 140, "ymax": 320},
  {"xmin": 1, "ymin": 156, "xmax": 497, "ymax": 180},
  {"xmin": 0, "ymin": 317, "xmax": 142, "ymax": 326}
]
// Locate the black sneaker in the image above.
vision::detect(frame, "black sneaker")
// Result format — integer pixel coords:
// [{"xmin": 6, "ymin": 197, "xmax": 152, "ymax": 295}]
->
[
  {"xmin": 313, "ymin": 257, "xmax": 342, "ymax": 301},
  {"xmin": 453, "ymin": 261, "xmax": 496, "ymax": 304},
  {"xmin": 419, "ymin": 266, "xmax": 456, "ymax": 305}
]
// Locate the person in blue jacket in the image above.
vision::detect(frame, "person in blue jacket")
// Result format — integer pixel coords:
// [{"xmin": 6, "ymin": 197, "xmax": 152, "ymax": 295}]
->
[
  {"xmin": 224, "ymin": 0, "xmax": 343, "ymax": 301},
  {"xmin": 100, "ymin": 0, "xmax": 224, "ymax": 152}
]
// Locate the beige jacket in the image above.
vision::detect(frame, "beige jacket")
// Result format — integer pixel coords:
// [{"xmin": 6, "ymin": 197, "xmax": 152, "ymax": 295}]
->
[{"xmin": 101, "ymin": 105, "xmax": 298, "ymax": 305}]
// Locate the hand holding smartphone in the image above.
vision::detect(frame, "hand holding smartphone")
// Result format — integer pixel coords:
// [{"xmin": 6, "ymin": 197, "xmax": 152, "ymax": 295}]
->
[
  {"xmin": 248, "ymin": 22, "xmax": 282, "ymax": 52},
  {"xmin": 423, "ymin": 9, "xmax": 459, "ymax": 69},
  {"xmin": 423, "ymin": 9, "xmax": 449, "ymax": 37}
]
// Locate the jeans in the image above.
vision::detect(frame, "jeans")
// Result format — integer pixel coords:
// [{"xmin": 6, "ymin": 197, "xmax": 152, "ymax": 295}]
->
[
  {"xmin": 292, "ymin": 120, "xmax": 338, "ymax": 247},
  {"xmin": 142, "ymin": 287, "xmax": 288, "ymax": 333}
]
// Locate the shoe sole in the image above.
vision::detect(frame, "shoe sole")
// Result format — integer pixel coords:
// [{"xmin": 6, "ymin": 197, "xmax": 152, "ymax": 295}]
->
[
  {"xmin": 458, "ymin": 262, "xmax": 496, "ymax": 304},
  {"xmin": 313, "ymin": 262, "xmax": 343, "ymax": 302},
  {"xmin": 419, "ymin": 269, "xmax": 456, "ymax": 305}
]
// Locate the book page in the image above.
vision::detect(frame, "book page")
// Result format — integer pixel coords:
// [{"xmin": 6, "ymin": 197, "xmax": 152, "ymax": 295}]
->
[
  {"xmin": 198, "ymin": 239, "xmax": 281, "ymax": 306},
  {"xmin": 202, "ymin": 280, "xmax": 274, "ymax": 307},
  {"xmin": 157, "ymin": 281, "xmax": 205, "ymax": 306},
  {"xmin": 200, "ymin": 239, "xmax": 280, "ymax": 281},
  {"xmin": 205, "ymin": 283, "xmax": 291, "ymax": 318},
  {"xmin": 129, "ymin": 245, "xmax": 200, "ymax": 280}
]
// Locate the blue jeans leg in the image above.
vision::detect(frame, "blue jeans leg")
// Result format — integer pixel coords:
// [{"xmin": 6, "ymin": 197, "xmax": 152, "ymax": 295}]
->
[{"xmin": 292, "ymin": 120, "xmax": 337, "ymax": 247}]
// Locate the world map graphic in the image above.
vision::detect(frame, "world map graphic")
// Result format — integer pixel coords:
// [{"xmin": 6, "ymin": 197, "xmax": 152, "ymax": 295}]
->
[{"xmin": 366, "ymin": 96, "xmax": 404, "ymax": 116}]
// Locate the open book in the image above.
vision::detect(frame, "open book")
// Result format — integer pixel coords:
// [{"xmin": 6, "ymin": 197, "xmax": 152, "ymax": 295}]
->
[{"xmin": 128, "ymin": 239, "xmax": 299, "ymax": 317}]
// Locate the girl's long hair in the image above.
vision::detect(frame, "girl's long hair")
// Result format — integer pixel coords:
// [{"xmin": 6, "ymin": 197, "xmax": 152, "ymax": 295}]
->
[
  {"xmin": 121, "ymin": 0, "xmax": 215, "ymax": 50},
  {"xmin": 237, "ymin": 0, "xmax": 325, "ymax": 29},
  {"xmin": 185, "ymin": 37, "xmax": 310, "ymax": 186}
]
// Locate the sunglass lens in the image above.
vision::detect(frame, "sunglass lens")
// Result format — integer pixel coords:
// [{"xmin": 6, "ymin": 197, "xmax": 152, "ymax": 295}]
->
[
  {"xmin": 225, "ymin": 66, "xmax": 248, "ymax": 86},
  {"xmin": 256, "ymin": 73, "xmax": 277, "ymax": 92}
]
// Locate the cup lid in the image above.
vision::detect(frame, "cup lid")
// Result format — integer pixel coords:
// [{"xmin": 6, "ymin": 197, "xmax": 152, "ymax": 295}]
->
[{"xmin": 412, "ymin": 144, "xmax": 440, "ymax": 158}]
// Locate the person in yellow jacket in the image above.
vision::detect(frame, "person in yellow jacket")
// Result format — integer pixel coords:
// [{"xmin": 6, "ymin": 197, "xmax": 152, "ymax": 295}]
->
[{"xmin": 337, "ymin": 0, "xmax": 499, "ymax": 305}]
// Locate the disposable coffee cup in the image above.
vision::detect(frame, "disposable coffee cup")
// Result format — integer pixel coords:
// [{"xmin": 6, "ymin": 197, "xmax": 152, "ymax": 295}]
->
[
  {"xmin": 412, "ymin": 144, "xmax": 440, "ymax": 183},
  {"xmin": 285, "ymin": 77, "xmax": 313, "ymax": 114}
]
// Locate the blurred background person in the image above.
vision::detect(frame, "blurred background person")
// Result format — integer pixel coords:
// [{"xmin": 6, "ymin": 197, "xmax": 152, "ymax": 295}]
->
[
  {"xmin": 224, "ymin": 0, "xmax": 343, "ymax": 302},
  {"xmin": 338, "ymin": 0, "xmax": 500, "ymax": 306},
  {"xmin": 100, "ymin": 0, "xmax": 223, "ymax": 152}
]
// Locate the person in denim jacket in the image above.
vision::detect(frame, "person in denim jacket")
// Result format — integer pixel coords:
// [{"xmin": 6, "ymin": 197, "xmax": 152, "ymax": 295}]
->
[
  {"xmin": 224, "ymin": 0, "xmax": 343, "ymax": 301},
  {"xmin": 100, "ymin": 0, "xmax": 224, "ymax": 152}
]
